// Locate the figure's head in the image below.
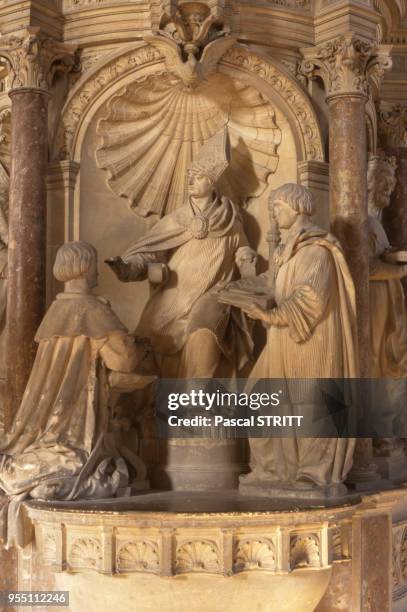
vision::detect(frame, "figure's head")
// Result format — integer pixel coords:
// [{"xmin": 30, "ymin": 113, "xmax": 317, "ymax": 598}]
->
[
  {"xmin": 269, "ymin": 183, "xmax": 314, "ymax": 229},
  {"xmin": 367, "ymin": 155, "xmax": 397, "ymax": 212},
  {"xmin": 53, "ymin": 241, "xmax": 98, "ymax": 288},
  {"xmin": 188, "ymin": 128, "xmax": 231, "ymax": 198},
  {"xmin": 187, "ymin": 168, "xmax": 214, "ymax": 198}
]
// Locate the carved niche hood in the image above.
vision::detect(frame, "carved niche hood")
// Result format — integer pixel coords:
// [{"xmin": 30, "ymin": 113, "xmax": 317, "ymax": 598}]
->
[{"xmin": 95, "ymin": 0, "xmax": 282, "ymax": 217}]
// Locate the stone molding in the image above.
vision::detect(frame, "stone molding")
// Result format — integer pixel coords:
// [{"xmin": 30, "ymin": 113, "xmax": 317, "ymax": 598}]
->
[
  {"xmin": 378, "ymin": 102, "xmax": 407, "ymax": 148},
  {"xmin": 220, "ymin": 46, "xmax": 324, "ymax": 160},
  {"xmin": 0, "ymin": 27, "xmax": 76, "ymax": 92},
  {"xmin": 25, "ymin": 505, "xmax": 357, "ymax": 577},
  {"xmin": 300, "ymin": 33, "xmax": 392, "ymax": 100}
]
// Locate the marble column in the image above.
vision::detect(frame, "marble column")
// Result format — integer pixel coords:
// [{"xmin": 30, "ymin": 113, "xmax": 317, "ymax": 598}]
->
[
  {"xmin": 6, "ymin": 87, "xmax": 48, "ymax": 412},
  {"xmin": 301, "ymin": 34, "xmax": 392, "ymax": 486},
  {"xmin": 0, "ymin": 30, "xmax": 75, "ymax": 422}
]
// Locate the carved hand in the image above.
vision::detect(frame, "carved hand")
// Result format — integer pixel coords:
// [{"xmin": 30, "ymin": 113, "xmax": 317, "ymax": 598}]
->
[
  {"xmin": 241, "ymin": 303, "xmax": 270, "ymax": 323},
  {"xmin": 105, "ymin": 257, "xmax": 132, "ymax": 282}
]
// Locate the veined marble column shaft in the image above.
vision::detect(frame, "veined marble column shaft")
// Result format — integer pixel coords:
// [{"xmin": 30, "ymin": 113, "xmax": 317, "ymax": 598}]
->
[
  {"xmin": 329, "ymin": 94, "xmax": 370, "ymax": 375},
  {"xmin": 6, "ymin": 87, "xmax": 48, "ymax": 413}
]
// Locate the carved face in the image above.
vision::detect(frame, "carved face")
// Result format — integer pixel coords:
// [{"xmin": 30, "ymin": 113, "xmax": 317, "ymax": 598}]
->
[
  {"xmin": 273, "ymin": 199, "xmax": 298, "ymax": 230},
  {"xmin": 371, "ymin": 170, "xmax": 396, "ymax": 210},
  {"xmin": 187, "ymin": 169, "xmax": 214, "ymax": 198}
]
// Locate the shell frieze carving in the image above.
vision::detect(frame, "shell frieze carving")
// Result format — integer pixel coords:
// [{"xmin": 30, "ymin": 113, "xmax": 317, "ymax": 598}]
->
[
  {"xmin": 96, "ymin": 71, "xmax": 281, "ymax": 217},
  {"xmin": 234, "ymin": 537, "xmax": 276, "ymax": 572},
  {"xmin": 116, "ymin": 540, "xmax": 160, "ymax": 573},
  {"xmin": 290, "ymin": 535, "xmax": 321, "ymax": 569},
  {"xmin": 68, "ymin": 537, "xmax": 102, "ymax": 571},
  {"xmin": 176, "ymin": 539, "xmax": 221, "ymax": 573}
]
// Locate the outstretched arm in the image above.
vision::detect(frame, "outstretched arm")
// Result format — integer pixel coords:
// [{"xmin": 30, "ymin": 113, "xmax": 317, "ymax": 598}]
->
[{"xmin": 106, "ymin": 250, "xmax": 167, "ymax": 283}]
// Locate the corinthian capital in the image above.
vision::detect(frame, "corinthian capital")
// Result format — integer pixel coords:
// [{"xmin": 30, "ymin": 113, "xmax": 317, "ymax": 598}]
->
[
  {"xmin": 0, "ymin": 27, "xmax": 76, "ymax": 92},
  {"xmin": 300, "ymin": 33, "xmax": 392, "ymax": 100},
  {"xmin": 378, "ymin": 103, "xmax": 407, "ymax": 148}
]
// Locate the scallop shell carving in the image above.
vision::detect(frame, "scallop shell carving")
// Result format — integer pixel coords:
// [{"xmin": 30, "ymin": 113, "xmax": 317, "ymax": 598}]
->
[
  {"xmin": 116, "ymin": 540, "xmax": 160, "ymax": 573},
  {"xmin": 68, "ymin": 537, "xmax": 102, "ymax": 571},
  {"xmin": 176, "ymin": 539, "xmax": 221, "ymax": 573},
  {"xmin": 290, "ymin": 535, "xmax": 321, "ymax": 569},
  {"xmin": 234, "ymin": 538, "xmax": 276, "ymax": 572},
  {"xmin": 96, "ymin": 71, "xmax": 281, "ymax": 217}
]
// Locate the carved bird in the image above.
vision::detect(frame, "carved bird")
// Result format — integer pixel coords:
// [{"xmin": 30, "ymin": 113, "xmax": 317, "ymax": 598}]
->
[{"xmin": 145, "ymin": 33, "xmax": 235, "ymax": 88}]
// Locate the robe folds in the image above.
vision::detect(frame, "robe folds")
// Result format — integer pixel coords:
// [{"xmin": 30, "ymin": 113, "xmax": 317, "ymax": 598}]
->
[
  {"xmin": 248, "ymin": 224, "xmax": 358, "ymax": 486},
  {"xmin": 122, "ymin": 196, "xmax": 253, "ymax": 372},
  {"xmin": 368, "ymin": 215, "xmax": 407, "ymax": 377},
  {"xmin": 0, "ymin": 293, "xmax": 139, "ymax": 498}
]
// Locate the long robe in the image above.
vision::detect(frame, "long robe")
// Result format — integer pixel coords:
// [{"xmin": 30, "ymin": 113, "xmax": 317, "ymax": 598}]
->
[
  {"xmin": 368, "ymin": 215, "xmax": 407, "ymax": 377},
  {"xmin": 122, "ymin": 196, "xmax": 253, "ymax": 372},
  {"xmin": 248, "ymin": 224, "xmax": 358, "ymax": 486},
  {"xmin": 0, "ymin": 293, "xmax": 139, "ymax": 498},
  {"xmin": 0, "ymin": 245, "xmax": 7, "ymax": 381}
]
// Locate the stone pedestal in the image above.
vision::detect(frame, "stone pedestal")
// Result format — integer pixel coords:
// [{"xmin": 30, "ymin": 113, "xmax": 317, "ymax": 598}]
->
[
  {"xmin": 5, "ymin": 88, "xmax": 48, "ymax": 420},
  {"xmin": 1, "ymin": 488, "xmax": 403, "ymax": 612},
  {"xmin": 154, "ymin": 439, "xmax": 246, "ymax": 491}
]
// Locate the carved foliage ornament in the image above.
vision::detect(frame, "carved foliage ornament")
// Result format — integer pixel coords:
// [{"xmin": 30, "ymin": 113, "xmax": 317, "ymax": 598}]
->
[
  {"xmin": 0, "ymin": 28, "xmax": 76, "ymax": 92},
  {"xmin": 300, "ymin": 34, "xmax": 392, "ymax": 99},
  {"xmin": 96, "ymin": 71, "xmax": 281, "ymax": 216}
]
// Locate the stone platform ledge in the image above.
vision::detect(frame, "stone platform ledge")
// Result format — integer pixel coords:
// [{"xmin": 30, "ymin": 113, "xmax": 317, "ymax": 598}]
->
[
  {"xmin": 1, "ymin": 489, "xmax": 407, "ymax": 612},
  {"xmin": 18, "ymin": 490, "xmax": 362, "ymax": 577}
]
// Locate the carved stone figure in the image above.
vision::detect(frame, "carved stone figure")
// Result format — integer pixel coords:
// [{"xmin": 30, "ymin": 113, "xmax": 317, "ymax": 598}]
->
[
  {"xmin": 367, "ymin": 154, "xmax": 407, "ymax": 377},
  {"xmin": 0, "ymin": 241, "xmax": 153, "ymax": 506},
  {"xmin": 367, "ymin": 155, "xmax": 407, "ymax": 461},
  {"xmin": 107, "ymin": 129, "xmax": 256, "ymax": 378},
  {"xmin": 0, "ymin": 168, "xmax": 8, "ymax": 383},
  {"xmin": 239, "ymin": 184, "xmax": 358, "ymax": 496}
]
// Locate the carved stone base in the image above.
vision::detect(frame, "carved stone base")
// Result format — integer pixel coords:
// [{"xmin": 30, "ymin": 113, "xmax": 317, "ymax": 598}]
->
[
  {"xmin": 1, "ymin": 489, "xmax": 406, "ymax": 612},
  {"xmin": 373, "ymin": 454, "xmax": 407, "ymax": 481}
]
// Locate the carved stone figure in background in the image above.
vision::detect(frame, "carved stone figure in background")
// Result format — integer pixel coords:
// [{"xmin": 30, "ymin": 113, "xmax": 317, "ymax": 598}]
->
[
  {"xmin": 240, "ymin": 184, "xmax": 358, "ymax": 495},
  {"xmin": 367, "ymin": 155, "xmax": 407, "ymax": 462},
  {"xmin": 0, "ymin": 186, "xmax": 8, "ymax": 383},
  {"xmin": 0, "ymin": 241, "xmax": 151, "ymax": 503},
  {"xmin": 367, "ymin": 154, "xmax": 407, "ymax": 377},
  {"xmin": 107, "ymin": 129, "xmax": 256, "ymax": 378}
]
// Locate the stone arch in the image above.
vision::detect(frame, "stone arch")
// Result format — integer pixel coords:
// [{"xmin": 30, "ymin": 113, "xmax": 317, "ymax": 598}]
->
[{"xmin": 54, "ymin": 42, "xmax": 324, "ymax": 165}]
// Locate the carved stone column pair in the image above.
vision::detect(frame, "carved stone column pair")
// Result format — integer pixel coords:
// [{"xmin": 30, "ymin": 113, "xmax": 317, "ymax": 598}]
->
[
  {"xmin": 300, "ymin": 34, "xmax": 392, "ymax": 486},
  {"xmin": 0, "ymin": 28, "xmax": 74, "ymax": 422}
]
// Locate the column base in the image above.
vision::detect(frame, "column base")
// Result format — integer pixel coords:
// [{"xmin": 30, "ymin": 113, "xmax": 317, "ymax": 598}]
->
[{"xmin": 239, "ymin": 475, "xmax": 351, "ymax": 502}]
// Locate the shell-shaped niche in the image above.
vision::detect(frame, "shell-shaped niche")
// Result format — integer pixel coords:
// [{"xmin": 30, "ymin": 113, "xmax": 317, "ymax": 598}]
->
[{"xmin": 96, "ymin": 72, "xmax": 281, "ymax": 217}]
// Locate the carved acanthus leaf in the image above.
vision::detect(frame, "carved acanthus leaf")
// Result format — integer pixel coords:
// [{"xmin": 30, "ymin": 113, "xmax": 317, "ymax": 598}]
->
[
  {"xmin": 300, "ymin": 34, "xmax": 392, "ymax": 99},
  {"xmin": 0, "ymin": 28, "xmax": 76, "ymax": 91}
]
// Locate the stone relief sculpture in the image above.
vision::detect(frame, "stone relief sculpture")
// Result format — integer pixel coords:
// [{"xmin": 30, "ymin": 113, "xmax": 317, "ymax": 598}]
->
[
  {"xmin": 238, "ymin": 184, "xmax": 358, "ymax": 496},
  {"xmin": 95, "ymin": 0, "xmax": 281, "ymax": 217},
  {"xmin": 0, "ymin": 241, "xmax": 154, "ymax": 512},
  {"xmin": 107, "ymin": 128, "xmax": 256, "ymax": 378}
]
